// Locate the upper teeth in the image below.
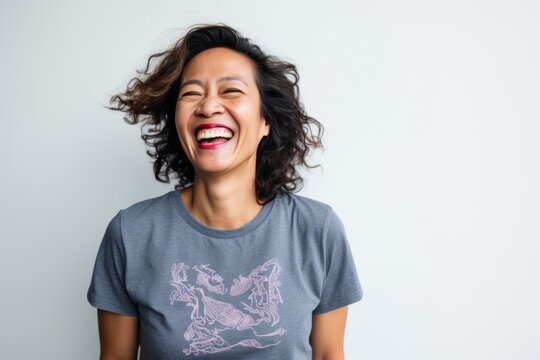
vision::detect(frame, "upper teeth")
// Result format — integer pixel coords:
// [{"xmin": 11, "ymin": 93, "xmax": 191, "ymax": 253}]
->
[{"xmin": 196, "ymin": 127, "xmax": 233, "ymax": 141}]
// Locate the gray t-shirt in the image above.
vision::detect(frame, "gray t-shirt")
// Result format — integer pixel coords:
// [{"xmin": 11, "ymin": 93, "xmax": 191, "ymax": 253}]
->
[{"xmin": 87, "ymin": 190, "xmax": 362, "ymax": 359}]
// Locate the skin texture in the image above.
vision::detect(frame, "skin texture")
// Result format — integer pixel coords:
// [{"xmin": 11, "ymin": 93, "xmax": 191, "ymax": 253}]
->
[
  {"xmin": 97, "ymin": 309, "xmax": 138, "ymax": 360},
  {"xmin": 310, "ymin": 306, "xmax": 349, "ymax": 360},
  {"xmin": 176, "ymin": 47, "xmax": 270, "ymax": 179},
  {"xmin": 97, "ymin": 47, "xmax": 349, "ymax": 359}
]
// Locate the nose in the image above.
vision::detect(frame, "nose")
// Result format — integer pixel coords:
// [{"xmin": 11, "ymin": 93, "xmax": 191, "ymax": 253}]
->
[{"xmin": 195, "ymin": 94, "xmax": 224, "ymax": 118}]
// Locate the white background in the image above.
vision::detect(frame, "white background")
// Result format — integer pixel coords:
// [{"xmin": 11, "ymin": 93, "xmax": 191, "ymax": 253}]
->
[{"xmin": 1, "ymin": 0, "xmax": 539, "ymax": 359}]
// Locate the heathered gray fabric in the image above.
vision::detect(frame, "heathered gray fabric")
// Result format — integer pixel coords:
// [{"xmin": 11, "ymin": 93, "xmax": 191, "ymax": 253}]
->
[{"xmin": 87, "ymin": 190, "xmax": 362, "ymax": 359}]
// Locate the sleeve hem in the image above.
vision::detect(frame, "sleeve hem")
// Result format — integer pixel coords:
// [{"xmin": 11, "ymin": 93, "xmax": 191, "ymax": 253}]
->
[
  {"xmin": 87, "ymin": 292, "xmax": 138, "ymax": 317},
  {"xmin": 312, "ymin": 290, "xmax": 363, "ymax": 315}
]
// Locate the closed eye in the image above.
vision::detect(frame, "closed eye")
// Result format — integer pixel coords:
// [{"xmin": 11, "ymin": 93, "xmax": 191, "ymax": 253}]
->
[
  {"xmin": 223, "ymin": 88, "xmax": 243, "ymax": 94},
  {"xmin": 180, "ymin": 91, "xmax": 201, "ymax": 98}
]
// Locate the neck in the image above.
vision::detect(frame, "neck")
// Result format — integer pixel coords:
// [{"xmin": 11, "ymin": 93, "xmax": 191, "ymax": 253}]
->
[{"xmin": 180, "ymin": 171, "xmax": 264, "ymax": 230}]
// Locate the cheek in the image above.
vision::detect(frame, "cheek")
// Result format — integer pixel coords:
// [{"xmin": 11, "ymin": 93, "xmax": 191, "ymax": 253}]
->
[
  {"xmin": 175, "ymin": 109, "xmax": 190, "ymax": 135},
  {"xmin": 174, "ymin": 122, "xmax": 189, "ymax": 151},
  {"xmin": 234, "ymin": 100, "xmax": 263, "ymax": 126}
]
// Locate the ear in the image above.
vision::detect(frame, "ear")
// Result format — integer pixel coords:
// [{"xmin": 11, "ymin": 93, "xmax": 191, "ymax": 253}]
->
[{"xmin": 261, "ymin": 118, "xmax": 271, "ymax": 137}]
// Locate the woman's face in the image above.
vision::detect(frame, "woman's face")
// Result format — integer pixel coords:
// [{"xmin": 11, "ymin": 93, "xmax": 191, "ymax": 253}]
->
[{"xmin": 175, "ymin": 47, "xmax": 270, "ymax": 178}]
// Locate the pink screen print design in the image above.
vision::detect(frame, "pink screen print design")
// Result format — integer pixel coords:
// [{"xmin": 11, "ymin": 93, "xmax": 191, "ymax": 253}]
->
[{"xmin": 169, "ymin": 258, "xmax": 286, "ymax": 356}]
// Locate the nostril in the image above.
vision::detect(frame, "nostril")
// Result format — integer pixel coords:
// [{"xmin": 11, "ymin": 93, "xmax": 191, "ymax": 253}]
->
[{"xmin": 195, "ymin": 98, "xmax": 225, "ymax": 117}]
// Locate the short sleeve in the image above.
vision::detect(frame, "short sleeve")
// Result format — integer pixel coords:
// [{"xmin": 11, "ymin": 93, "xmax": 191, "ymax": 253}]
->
[
  {"xmin": 313, "ymin": 208, "xmax": 363, "ymax": 314},
  {"xmin": 87, "ymin": 211, "xmax": 138, "ymax": 316}
]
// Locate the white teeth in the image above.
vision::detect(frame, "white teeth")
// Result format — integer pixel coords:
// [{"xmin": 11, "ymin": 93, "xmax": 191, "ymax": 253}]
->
[{"xmin": 196, "ymin": 127, "xmax": 233, "ymax": 141}]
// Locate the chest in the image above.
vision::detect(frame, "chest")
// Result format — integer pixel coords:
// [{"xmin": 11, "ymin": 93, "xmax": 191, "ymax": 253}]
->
[{"xmin": 124, "ymin": 231, "xmax": 324, "ymax": 359}]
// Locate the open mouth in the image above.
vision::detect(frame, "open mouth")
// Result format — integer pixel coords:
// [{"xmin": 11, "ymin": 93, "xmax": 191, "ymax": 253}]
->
[{"xmin": 196, "ymin": 126, "xmax": 234, "ymax": 145}]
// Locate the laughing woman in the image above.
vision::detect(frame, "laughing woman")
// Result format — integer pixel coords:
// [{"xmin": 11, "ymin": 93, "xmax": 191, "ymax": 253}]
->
[{"xmin": 87, "ymin": 24, "xmax": 362, "ymax": 360}]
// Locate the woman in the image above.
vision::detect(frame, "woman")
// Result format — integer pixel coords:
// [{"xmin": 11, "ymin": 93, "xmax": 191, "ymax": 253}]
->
[{"xmin": 88, "ymin": 24, "xmax": 362, "ymax": 359}]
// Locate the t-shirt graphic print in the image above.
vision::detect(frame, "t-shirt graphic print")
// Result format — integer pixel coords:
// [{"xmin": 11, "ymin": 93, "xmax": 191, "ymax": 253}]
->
[{"xmin": 169, "ymin": 258, "xmax": 286, "ymax": 356}]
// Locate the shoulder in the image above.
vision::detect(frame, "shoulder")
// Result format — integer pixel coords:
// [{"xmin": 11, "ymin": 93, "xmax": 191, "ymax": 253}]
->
[
  {"xmin": 115, "ymin": 190, "xmax": 175, "ymax": 230},
  {"xmin": 278, "ymin": 192, "xmax": 339, "ymax": 231},
  {"xmin": 281, "ymin": 192, "xmax": 332, "ymax": 211}
]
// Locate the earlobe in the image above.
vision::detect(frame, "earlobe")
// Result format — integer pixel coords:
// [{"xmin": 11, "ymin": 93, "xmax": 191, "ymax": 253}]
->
[{"xmin": 263, "ymin": 119, "xmax": 271, "ymax": 137}]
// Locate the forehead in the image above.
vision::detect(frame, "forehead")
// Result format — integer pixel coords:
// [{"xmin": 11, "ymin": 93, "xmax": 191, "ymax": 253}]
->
[{"xmin": 181, "ymin": 47, "xmax": 257, "ymax": 83}]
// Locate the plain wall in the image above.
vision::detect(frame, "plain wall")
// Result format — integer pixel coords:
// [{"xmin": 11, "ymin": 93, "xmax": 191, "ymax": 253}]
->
[{"xmin": 1, "ymin": 0, "xmax": 539, "ymax": 358}]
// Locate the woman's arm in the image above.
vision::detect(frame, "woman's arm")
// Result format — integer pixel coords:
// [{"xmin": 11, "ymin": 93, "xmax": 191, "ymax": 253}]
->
[
  {"xmin": 97, "ymin": 309, "xmax": 139, "ymax": 360},
  {"xmin": 310, "ymin": 305, "xmax": 349, "ymax": 360}
]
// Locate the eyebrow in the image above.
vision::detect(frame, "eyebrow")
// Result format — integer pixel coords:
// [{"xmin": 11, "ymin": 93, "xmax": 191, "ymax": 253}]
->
[{"xmin": 179, "ymin": 76, "xmax": 248, "ymax": 89}]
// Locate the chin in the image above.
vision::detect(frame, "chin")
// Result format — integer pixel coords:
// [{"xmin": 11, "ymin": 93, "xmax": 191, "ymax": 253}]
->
[{"xmin": 194, "ymin": 161, "xmax": 233, "ymax": 175}]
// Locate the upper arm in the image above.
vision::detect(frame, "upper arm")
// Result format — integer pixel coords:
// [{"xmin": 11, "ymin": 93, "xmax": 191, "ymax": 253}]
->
[
  {"xmin": 310, "ymin": 305, "xmax": 349, "ymax": 360},
  {"xmin": 97, "ymin": 309, "xmax": 139, "ymax": 360}
]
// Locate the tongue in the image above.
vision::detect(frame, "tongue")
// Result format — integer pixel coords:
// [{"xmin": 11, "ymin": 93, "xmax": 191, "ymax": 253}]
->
[{"xmin": 202, "ymin": 137, "xmax": 229, "ymax": 144}]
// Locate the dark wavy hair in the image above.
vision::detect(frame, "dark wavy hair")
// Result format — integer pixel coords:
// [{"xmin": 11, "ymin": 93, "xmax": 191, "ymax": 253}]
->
[{"xmin": 109, "ymin": 24, "xmax": 323, "ymax": 204}]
